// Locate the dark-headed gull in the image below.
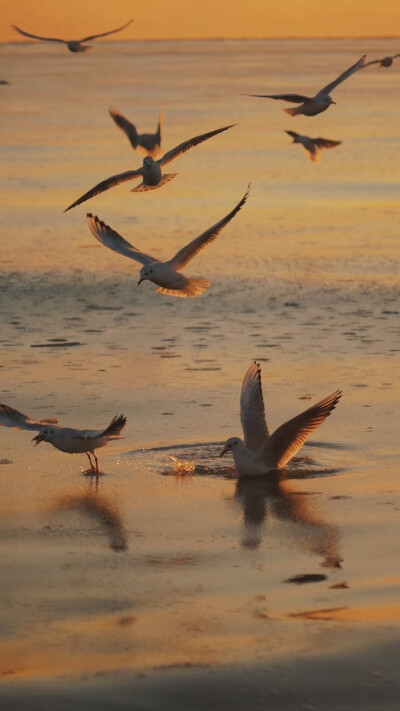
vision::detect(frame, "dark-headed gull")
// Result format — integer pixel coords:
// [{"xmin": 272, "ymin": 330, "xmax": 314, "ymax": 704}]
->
[
  {"xmin": 64, "ymin": 124, "xmax": 235, "ymax": 211},
  {"xmin": 86, "ymin": 186, "xmax": 249, "ymax": 298},
  {"xmin": 11, "ymin": 19, "xmax": 132, "ymax": 52},
  {"xmin": 219, "ymin": 362, "xmax": 342, "ymax": 477},
  {"xmin": 363, "ymin": 54, "xmax": 400, "ymax": 68},
  {"xmin": 0, "ymin": 404, "xmax": 126, "ymax": 474},
  {"xmin": 286, "ymin": 130, "xmax": 341, "ymax": 162},
  {"xmin": 246, "ymin": 55, "xmax": 366, "ymax": 116},
  {"xmin": 109, "ymin": 107, "xmax": 162, "ymax": 156}
]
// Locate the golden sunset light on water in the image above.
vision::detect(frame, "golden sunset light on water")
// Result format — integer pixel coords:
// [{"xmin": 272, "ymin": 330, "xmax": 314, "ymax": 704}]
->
[
  {"xmin": 2, "ymin": 0, "xmax": 400, "ymax": 42},
  {"xmin": 1, "ymin": 0, "xmax": 400, "ymax": 707}
]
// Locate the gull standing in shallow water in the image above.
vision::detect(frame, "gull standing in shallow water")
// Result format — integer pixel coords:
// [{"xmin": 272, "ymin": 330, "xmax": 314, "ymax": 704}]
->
[
  {"xmin": 286, "ymin": 130, "xmax": 341, "ymax": 162},
  {"xmin": 245, "ymin": 55, "xmax": 366, "ymax": 116},
  {"xmin": 11, "ymin": 19, "xmax": 133, "ymax": 52},
  {"xmin": 109, "ymin": 107, "xmax": 162, "ymax": 156},
  {"xmin": 86, "ymin": 186, "xmax": 249, "ymax": 297},
  {"xmin": 0, "ymin": 404, "xmax": 126, "ymax": 474},
  {"xmin": 64, "ymin": 124, "xmax": 235, "ymax": 211},
  {"xmin": 219, "ymin": 362, "xmax": 342, "ymax": 477}
]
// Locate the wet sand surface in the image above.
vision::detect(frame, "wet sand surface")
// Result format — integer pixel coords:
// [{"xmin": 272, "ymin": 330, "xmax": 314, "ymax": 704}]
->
[{"xmin": 0, "ymin": 37, "xmax": 400, "ymax": 708}]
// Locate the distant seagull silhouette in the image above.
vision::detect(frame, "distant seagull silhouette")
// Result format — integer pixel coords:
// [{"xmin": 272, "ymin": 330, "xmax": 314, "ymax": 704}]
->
[
  {"xmin": 286, "ymin": 130, "xmax": 341, "ymax": 162},
  {"xmin": 363, "ymin": 54, "xmax": 400, "ymax": 68},
  {"xmin": 246, "ymin": 55, "xmax": 366, "ymax": 116},
  {"xmin": 11, "ymin": 19, "xmax": 132, "ymax": 53},
  {"xmin": 86, "ymin": 187, "xmax": 249, "ymax": 298},
  {"xmin": 65, "ymin": 124, "xmax": 234, "ymax": 211},
  {"xmin": 109, "ymin": 107, "xmax": 162, "ymax": 156},
  {"xmin": 0, "ymin": 80, "xmax": 9, "ymax": 85},
  {"xmin": 219, "ymin": 362, "xmax": 342, "ymax": 477},
  {"xmin": 0, "ymin": 403, "xmax": 126, "ymax": 474}
]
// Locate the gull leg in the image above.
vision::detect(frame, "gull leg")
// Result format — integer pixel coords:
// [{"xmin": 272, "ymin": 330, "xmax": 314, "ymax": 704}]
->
[
  {"xmin": 93, "ymin": 452, "xmax": 100, "ymax": 474},
  {"xmin": 84, "ymin": 452, "xmax": 96, "ymax": 475}
]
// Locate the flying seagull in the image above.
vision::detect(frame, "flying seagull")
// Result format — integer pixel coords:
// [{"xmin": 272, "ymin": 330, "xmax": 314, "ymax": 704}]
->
[
  {"xmin": 246, "ymin": 55, "xmax": 366, "ymax": 116},
  {"xmin": 65, "ymin": 124, "xmax": 235, "ymax": 211},
  {"xmin": 219, "ymin": 362, "xmax": 342, "ymax": 477},
  {"xmin": 86, "ymin": 186, "xmax": 249, "ymax": 298},
  {"xmin": 0, "ymin": 403, "xmax": 126, "ymax": 474},
  {"xmin": 109, "ymin": 107, "xmax": 162, "ymax": 156},
  {"xmin": 286, "ymin": 130, "xmax": 341, "ymax": 162},
  {"xmin": 11, "ymin": 19, "xmax": 132, "ymax": 53},
  {"xmin": 363, "ymin": 54, "xmax": 400, "ymax": 68}
]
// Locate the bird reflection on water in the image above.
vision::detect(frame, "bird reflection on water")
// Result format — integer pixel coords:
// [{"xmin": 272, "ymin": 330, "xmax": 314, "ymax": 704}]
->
[
  {"xmin": 53, "ymin": 490, "xmax": 128, "ymax": 551},
  {"xmin": 234, "ymin": 470, "xmax": 341, "ymax": 568}
]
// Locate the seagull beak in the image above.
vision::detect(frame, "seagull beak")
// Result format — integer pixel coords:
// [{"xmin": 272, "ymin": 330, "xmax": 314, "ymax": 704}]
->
[
  {"xmin": 331, "ymin": 100, "xmax": 336, "ymax": 104},
  {"xmin": 138, "ymin": 278, "xmax": 143, "ymax": 286},
  {"xmin": 219, "ymin": 447, "xmax": 228, "ymax": 458},
  {"xmin": 32, "ymin": 434, "xmax": 45, "ymax": 446}
]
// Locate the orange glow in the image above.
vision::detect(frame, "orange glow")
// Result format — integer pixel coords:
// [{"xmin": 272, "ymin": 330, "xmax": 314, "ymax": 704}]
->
[{"xmin": 2, "ymin": 0, "xmax": 400, "ymax": 43}]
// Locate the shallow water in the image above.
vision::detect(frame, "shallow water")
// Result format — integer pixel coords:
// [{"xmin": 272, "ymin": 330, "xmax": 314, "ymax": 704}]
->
[{"xmin": 0, "ymin": 37, "xmax": 400, "ymax": 704}]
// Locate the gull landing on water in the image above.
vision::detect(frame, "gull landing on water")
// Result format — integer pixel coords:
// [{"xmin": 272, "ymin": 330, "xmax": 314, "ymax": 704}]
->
[
  {"xmin": 219, "ymin": 362, "xmax": 342, "ymax": 477},
  {"xmin": 86, "ymin": 187, "xmax": 249, "ymax": 298},
  {"xmin": 64, "ymin": 124, "xmax": 235, "ymax": 211},
  {"xmin": 0, "ymin": 404, "xmax": 126, "ymax": 474},
  {"xmin": 109, "ymin": 107, "xmax": 162, "ymax": 157},
  {"xmin": 11, "ymin": 20, "xmax": 132, "ymax": 53},
  {"xmin": 286, "ymin": 130, "xmax": 341, "ymax": 162},
  {"xmin": 246, "ymin": 55, "xmax": 366, "ymax": 116}
]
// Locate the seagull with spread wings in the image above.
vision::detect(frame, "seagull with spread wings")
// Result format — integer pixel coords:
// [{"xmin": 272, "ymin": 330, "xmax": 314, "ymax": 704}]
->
[
  {"xmin": 11, "ymin": 19, "xmax": 132, "ymax": 53},
  {"xmin": 219, "ymin": 362, "xmax": 342, "ymax": 477},
  {"xmin": 86, "ymin": 186, "xmax": 249, "ymax": 297},
  {"xmin": 0, "ymin": 404, "xmax": 126, "ymax": 474},
  {"xmin": 246, "ymin": 55, "xmax": 366, "ymax": 116},
  {"xmin": 286, "ymin": 130, "xmax": 341, "ymax": 162},
  {"xmin": 65, "ymin": 124, "xmax": 235, "ymax": 211},
  {"xmin": 109, "ymin": 107, "xmax": 162, "ymax": 156}
]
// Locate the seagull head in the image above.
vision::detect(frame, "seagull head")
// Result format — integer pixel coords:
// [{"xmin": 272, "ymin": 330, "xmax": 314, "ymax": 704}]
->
[
  {"xmin": 143, "ymin": 156, "xmax": 154, "ymax": 167},
  {"xmin": 326, "ymin": 95, "xmax": 335, "ymax": 106},
  {"xmin": 138, "ymin": 265, "xmax": 155, "ymax": 286},
  {"xmin": 219, "ymin": 437, "xmax": 241, "ymax": 457},
  {"xmin": 32, "ymin": 428, "xmax": 56, "ymax": 445}
]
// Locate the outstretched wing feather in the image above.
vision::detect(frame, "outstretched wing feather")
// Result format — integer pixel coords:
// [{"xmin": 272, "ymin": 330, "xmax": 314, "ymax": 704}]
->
[
  {"xmin": 240, "ymin": 362, "xmax": 269, "ymax": 451},
  {"xmin": 159, "ymin": 124, "xmax": 234, "ymax": 167},
  {"xmin": 257, "ymin": 391, "xmax": 342, "ymax": 468},
  {"xmin": 170, "ymin": 186, "xmax": 249, "ymax": 270},
  {"xmin": 86, "ymin": 214, "xmax": 159, "ymax": 265}
]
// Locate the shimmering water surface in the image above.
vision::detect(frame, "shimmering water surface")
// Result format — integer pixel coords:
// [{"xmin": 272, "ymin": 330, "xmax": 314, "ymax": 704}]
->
[{"xmin": 0, "ymin": 37, "xmax": 399, "ymax": 706}]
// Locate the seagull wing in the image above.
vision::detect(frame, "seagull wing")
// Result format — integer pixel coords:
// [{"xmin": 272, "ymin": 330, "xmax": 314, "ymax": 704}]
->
[
  {"xmin": 0, "ymin": 403, "xmax": 58, "ymax": 431},
  {"xmin": 169, "ymin": 186, "xmax": 249, "ymax": 270},
  {"xmin": 86, "ymin": 214, "xmax": 159, "ymax": 266},
  {"xmin": 240, "ymin": 362, "xmax": 269, "ymax": 451},
  {"xmin": 73, "ymin": 415, "xmax": 127, "ymax": 440},
  {"xmin": 64, "ymin": 168, "xmax": 142, "ymax": 212},
  {"xmin": 286, "ymin": 130, "xmax": 301, "ymax": 139},
  {"xmin": 159, "ymin": 124, "xmax": 234, "ymax": 167},
  {"xmin": 80, "ymin": 19, "xmax": 133, "ymax": 42},
  {"xmin": 109, "ymin": 107, "xmax": 138, "ymax": 149},
  {"xmin": 257, "ymin": 391, "xmax": 342, "ymax": 469},
  {"xmin": 316, "ymin": 55, "xmax": 366, "ymax": 96},
  {"xmin": 11, "ymin": 25, "xmax": 67, "ymax": 43},
  {"xmin": 393, "ymin": 54, "xmax": 400, "ymax": 59},
  {"xmin": 245, "ymin": 93, "xmax": 311, "ymax": 103},
  {"xmin": 312, "ymin": 138, "xmax": 341, "ymax": 149}
]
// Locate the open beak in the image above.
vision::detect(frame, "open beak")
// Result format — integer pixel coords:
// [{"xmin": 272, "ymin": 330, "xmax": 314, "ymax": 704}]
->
[
  {"xmin": 219, "ymin": 447, "xmax": 228, "ymax": 458},
  {"xmin": 32, "ymin": 434, "xmax": 45, "ymax": 446},
  {"xmin": 137, "ymin": 278, "xmax": 143, "ymax": 286}
]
